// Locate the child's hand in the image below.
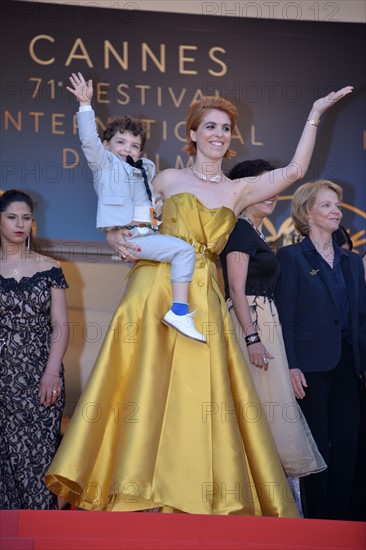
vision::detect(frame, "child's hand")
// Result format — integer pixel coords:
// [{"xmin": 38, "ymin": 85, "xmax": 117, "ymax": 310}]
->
[{"xmin": 67, "ymin": 72, "xmax": 93, "ymax": 105}]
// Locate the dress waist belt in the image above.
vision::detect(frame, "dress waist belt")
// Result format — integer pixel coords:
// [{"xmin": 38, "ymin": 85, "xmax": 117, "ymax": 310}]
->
[{"xmin": 178, "ymin": 237, "xmax": 217, "ymax": 262}]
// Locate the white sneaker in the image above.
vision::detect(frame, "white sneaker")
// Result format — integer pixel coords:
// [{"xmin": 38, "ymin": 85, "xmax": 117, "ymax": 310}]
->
[{"xmin": 162, "ymin": 309, "xmax": 206, "ymax": 343}]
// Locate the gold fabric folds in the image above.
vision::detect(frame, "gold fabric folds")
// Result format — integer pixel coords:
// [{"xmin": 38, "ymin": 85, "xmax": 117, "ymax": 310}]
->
[{"xmin": 46, "ymin": 193, "xmax": 299, "ymax": 517}]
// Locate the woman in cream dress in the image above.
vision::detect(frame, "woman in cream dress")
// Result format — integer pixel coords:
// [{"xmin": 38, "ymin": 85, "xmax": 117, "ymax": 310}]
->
[{"xmin": 220, "ymin": 159, "xmax": 326, "ymax": 480}]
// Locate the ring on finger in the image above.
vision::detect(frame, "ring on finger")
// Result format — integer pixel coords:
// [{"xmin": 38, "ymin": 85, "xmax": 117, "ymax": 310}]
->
[{"xmin": 263, "ymin": 356, "xmax": 268, "ymax": 364}]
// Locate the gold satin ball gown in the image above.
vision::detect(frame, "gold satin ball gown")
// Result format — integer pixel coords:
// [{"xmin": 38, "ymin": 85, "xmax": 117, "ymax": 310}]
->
[{"xmin": 46, "ymin": 193, "xmax": 299, "ymax": 517}]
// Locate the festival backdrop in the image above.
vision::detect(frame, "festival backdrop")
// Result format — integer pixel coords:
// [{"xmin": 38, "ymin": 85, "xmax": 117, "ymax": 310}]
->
[{"xmin": 1, "ymin": 0, "xmax": 365, "ymax": 251}]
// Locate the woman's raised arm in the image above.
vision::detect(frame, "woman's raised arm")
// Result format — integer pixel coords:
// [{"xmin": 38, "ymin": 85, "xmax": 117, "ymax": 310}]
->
[{"xmin": 236, "ymin": 86, "xmax": 353, "ymax": 213}]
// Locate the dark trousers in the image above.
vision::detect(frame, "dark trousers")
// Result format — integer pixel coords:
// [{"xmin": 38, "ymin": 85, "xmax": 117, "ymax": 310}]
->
[{"xmin": 299, "ymin": 339, "xmax": 361, "ymax": 520}]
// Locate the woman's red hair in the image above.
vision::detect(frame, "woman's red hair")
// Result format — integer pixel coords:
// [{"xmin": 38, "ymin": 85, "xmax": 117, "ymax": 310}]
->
[{"xmin": 182, "ymin": 96, "xmax": 238, "ymax": 158}]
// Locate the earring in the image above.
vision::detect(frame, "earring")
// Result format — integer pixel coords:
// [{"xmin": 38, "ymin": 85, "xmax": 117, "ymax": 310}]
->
[{"xmin": 26, "ymin": 235, "xmax": 30, "ymax": 251}]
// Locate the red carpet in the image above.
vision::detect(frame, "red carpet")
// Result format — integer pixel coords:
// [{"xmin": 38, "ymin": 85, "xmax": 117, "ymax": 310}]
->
[{"xmin": 1, "ymin": 510, "xmax": 365, "ymax": 550}]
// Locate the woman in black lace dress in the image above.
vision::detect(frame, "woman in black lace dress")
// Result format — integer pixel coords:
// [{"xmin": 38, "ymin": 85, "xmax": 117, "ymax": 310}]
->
[{"xmin": 0, "ymin": 190, "xmax": 69, "ymax": 509}]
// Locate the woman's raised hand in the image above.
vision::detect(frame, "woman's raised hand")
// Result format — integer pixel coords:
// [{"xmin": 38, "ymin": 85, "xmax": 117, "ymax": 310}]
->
[{"xmin": 310, "ymin": 85, "xmax": 353, "ymax": 120}]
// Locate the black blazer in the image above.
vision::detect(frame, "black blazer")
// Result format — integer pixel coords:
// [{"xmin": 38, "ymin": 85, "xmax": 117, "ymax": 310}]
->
[{"xmin": 275, "ymin": 237, "xmax": 366, "ymax": 375}]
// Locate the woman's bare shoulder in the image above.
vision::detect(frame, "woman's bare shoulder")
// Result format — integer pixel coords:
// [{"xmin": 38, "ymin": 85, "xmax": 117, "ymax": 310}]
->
[
  {"xmin": 32, "ymin": 253, "xmax": 60, "ymax": 271},
  {"xmin": 153, "ymin": 167, "xmax": 189, "ymax": 192},
  {"xmin": 156, "ymin": 167, "xmax": 185, "ymax": 180}
]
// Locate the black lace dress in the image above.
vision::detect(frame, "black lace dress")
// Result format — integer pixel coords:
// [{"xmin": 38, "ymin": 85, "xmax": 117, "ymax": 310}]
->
[{"xmin": 0, "ymin": 267, "xmax": 68, "ymax": 509}]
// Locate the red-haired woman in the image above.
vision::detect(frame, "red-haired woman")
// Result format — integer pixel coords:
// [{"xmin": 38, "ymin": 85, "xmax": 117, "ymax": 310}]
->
[{"xmin": 47, "ymin": 88, "xmax": 352, "ymax": 516}]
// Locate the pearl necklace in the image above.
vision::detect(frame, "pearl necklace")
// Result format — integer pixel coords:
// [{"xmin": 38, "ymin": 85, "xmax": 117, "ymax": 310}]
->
[
  {"xmin": 239, "ymin": 213, "xmax": 266, "ymax": 241},
  {"xmin": 191, "ymin": 167, "xmax": 223, "ymax": 183}
]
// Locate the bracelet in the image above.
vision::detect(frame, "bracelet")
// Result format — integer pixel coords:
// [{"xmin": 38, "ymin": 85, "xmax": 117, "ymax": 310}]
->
[
  {"xmin": 307, "ymin": 118, "xmax": 320, "ymax": 127},
  {"xmin": 245, "ymin": 333, "xmax": 261, "ymax": 346},
  {"xmin": 246, "ymin": 339, "xmax": 261, "ymax": 347},
  {"xmin": 44, "ymin": 372, "xmax": 60, "ymax": 378},
  {"xmin": 103, "ymin": 226, "xmax": 124, "ymax": 232}
]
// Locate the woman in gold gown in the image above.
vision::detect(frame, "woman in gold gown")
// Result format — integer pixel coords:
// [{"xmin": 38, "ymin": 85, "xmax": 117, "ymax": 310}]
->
[{"xmin": 46, "ymin": 87, "xmax": 352, "ymax": 515}]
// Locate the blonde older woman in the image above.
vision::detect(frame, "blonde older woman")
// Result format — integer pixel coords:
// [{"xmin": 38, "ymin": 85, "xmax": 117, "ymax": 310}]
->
[{"xmin": 276, "ymin": 180, "xmax": 366, "ymax": 520}]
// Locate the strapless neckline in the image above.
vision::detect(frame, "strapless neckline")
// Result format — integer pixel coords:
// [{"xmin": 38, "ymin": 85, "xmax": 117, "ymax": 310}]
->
[{"xmin": 166, "ymin": 192, "xmax": 236, "ymax": 216}]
